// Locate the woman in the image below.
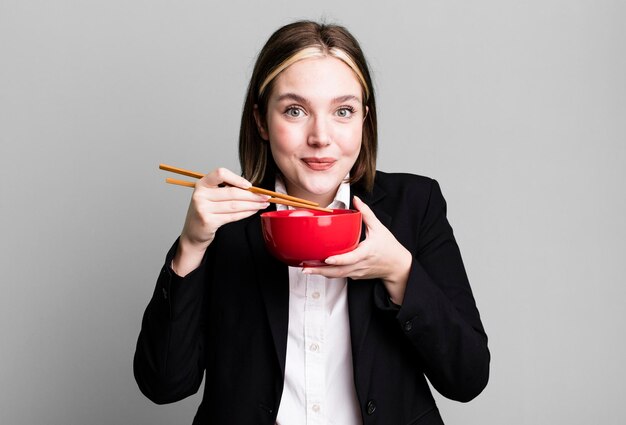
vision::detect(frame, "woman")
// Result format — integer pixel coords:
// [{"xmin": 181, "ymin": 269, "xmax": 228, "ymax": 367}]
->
[{"xmin": 134, "ymin": 21, "xmax": 489, "ymax": 425}]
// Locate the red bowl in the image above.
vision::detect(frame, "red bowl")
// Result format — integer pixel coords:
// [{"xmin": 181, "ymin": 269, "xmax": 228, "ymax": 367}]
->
[{"xmin": 260, "ymin": 209, "xmax": 362, "ymax": 267}]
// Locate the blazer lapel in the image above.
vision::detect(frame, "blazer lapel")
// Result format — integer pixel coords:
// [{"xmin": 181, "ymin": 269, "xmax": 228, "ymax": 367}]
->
[
  {"xmin": 348, "ymin": 181, "xmax": 391, "ymax": 370},
  {"xmin": 348, "ymin": 182, "xmax": 391, "ymax": 372},
  {"xmin": 245, "ymin": 212, "xmax": 290, "ymax": 377}
]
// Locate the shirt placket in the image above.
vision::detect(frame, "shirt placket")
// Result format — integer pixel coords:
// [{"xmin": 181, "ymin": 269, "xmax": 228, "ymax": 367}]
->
[{"xmin": 304, "ymin": 273, "xmax": 326, "ymax": 425}]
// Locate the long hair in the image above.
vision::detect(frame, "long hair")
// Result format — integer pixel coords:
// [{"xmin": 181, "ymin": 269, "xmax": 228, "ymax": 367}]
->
[{"xmin": 239, "ymin": 21, "xmax": 378, "ymax": 191}]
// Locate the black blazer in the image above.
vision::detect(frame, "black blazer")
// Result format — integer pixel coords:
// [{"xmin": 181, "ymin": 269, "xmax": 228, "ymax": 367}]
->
[{"xmin": 134, "ymin": 171, "xmax": 490, "ymax": 425}]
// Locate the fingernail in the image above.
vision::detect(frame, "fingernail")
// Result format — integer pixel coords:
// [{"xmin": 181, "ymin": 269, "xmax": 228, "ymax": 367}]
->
[
  {"xmin": 301, "ymin": 268, "xmax": 312, "ymax": 274},
  {"xmin": 324, "ymin": 258, "xmax": 336, "ymax": 265},
  {"xmin": 260, "ymin": 202, "xmax": 270, "ymax": 209}
]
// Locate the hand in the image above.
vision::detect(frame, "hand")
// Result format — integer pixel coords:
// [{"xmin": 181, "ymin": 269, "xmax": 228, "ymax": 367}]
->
[
  {"xmin": 173, "ymin": 167, "xmax": 269, "ymax": 276},
  {"xmin": 303, "ymin": 196, "xmax": 412, "ymax": 305}
]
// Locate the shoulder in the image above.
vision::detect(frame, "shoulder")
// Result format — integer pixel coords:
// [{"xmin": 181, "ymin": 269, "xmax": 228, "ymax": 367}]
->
[
  {"xmin": 373, "ymin": 170, "xmax": 441, "ymax": 201},
  {"xmin": 373, "ymin": 170, "xmax": 434, "ymax": 186},
  {"xmin": 368, "ymin": 170, "xmax": 450, "ymax": 222}
]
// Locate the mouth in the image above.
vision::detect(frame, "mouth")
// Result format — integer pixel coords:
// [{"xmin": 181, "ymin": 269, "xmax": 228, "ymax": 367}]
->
[{"xmin": 301, "ymin": 157, "xmax": 336, "ymax": 171}]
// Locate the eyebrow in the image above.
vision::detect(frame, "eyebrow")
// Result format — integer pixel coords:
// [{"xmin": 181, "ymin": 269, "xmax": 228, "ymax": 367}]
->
[{"xmin": 275, "ymin": 93, "xmax": 362, "ymax": 105}]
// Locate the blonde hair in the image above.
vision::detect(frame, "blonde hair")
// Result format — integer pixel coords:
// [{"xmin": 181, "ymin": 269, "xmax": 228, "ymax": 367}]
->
[{"xmin": 258, "ymin": 46, "xmax": 370, "ymax": 102}]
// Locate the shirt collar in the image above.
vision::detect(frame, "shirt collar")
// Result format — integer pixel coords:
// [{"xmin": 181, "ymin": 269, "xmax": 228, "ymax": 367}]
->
[{"xmin": 274, "ymin": 175, "xmax": 351, "ymax": 210}]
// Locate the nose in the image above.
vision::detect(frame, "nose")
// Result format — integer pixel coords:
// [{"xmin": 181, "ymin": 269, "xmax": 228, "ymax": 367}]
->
[{"xmin": 307, "ymin": 116, "xmax": 331, "ymax": 147}]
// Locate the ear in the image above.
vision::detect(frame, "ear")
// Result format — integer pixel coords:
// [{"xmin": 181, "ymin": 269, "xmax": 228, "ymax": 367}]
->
[
  {"xmin": 363, "ymin": 105, "xmax": 369, "ymax": 122},
  {"xmin": 253, "ymin": 105, "xmax": 269, "ymax": 140}
]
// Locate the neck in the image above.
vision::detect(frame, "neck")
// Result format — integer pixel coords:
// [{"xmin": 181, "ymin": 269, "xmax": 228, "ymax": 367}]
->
[{"xmin": 284, "ymin": 184, "xmax": 338, "ymax": 208}]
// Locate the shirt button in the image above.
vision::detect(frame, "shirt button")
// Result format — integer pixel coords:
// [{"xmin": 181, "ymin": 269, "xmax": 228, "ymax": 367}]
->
[
  {"xmin": 366, "ymin": 400, "xmax": 376, "ymax": 415},
  {"xmin": 311, "ymin": 292, "xmax": 320, "ymax": 299},
  {"xmin": 309, "ymin": 343, "xmax": 320, "ymax": 352},
  {"xmin": 403, "ymin": 320, "xmax": 413, "ymax": 332},
  {"xmin": 312, "ymin": 404, "xmax": 320, "ymax": 413}
]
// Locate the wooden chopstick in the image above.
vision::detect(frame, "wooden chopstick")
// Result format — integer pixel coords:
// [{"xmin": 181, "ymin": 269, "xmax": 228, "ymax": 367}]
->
[
  {"xmin": 246, "ymin": 187, "xmax": 316, "ymax": 206},
  {"xmin": 159, "ymin": 163, "xmax": 317, "ymax": 206},
  {"xmin": 165, "ymin": 177, "xmax": 196, "ymax": 188},
  {"xmin": 266, "ymin": 198, "xmax": 333, "ymax": 212},
  {"xmin": 159, "ymin": 164, "xmax": 204, "ymax": 179},
  {"xmin": 161, "ymin": 164, "xmax": 333, "ymax": 212},
  {"xmin": 165, "ymin": 177, "xmax": 333, "ymax": 212}
]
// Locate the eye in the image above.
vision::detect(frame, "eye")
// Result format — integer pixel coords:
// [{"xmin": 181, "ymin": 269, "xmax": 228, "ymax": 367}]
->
[
  {"xmin": 336, "ymin": 106, "xmax": 356, "ymax": 119},
  {"xmin": 285, "ymin": 106, "xmax": 305, "ymax": 118}
]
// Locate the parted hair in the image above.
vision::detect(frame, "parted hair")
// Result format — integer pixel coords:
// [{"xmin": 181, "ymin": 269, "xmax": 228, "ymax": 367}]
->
[{"xmin": 238, "ymin": 20, "xmax": 378, "ymax": 191}]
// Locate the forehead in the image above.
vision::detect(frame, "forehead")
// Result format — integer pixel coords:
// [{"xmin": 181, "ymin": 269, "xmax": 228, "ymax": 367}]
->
[{"xmin": 270, "ymin": 56, "xmax": 363, "ymax": 100}]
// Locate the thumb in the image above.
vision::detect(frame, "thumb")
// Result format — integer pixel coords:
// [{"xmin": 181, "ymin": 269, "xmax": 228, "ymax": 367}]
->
[{"xmin": 353, "ymin": 195, "xmax": 379, "ymax": 229}]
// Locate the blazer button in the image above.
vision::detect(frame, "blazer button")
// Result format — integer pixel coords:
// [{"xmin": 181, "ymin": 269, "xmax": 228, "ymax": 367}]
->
[
  {"xmin": 162, "ymin": 287, "xmax": 168, "ymax": 300},
  {"xmin": 403, "ymin": 320, "xmax": 413, "ymax": 332},
  {"xmin": 366, "ymin": 400, "xmax": 376, "ymax": 415}
]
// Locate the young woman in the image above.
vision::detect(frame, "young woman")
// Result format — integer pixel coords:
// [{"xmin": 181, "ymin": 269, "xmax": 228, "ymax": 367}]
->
[{"xmin": 134, "ymin": 21, "xmax": 489, "ymax": 425}]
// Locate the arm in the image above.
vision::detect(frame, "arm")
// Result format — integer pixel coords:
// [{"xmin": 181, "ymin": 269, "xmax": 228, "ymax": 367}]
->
[
  {"xmin": 133, "ymin": 167, "xmax": 269, "ymax": 403},
  {"xmin": 307, "ymin": 178, "xmax": 489, "ymax": 402},
  {"xmin": 133, "ymin": 239, "xmax": 212, "ymax": 404},
  {"xmin": 389, "ymin": 179, "xmax": 489, "ymax": 402}
]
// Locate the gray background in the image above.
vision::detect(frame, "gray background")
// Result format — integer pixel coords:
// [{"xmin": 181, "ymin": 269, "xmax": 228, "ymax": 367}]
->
[{"xmin": 1, "ymin": 0, "xmax": 625, "ymax": 424}]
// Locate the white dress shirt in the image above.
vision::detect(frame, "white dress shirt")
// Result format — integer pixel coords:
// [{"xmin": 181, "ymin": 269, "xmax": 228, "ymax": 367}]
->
[{"xmin": 274, "ymin": 177, "xmax": 361, "ymax": 425}]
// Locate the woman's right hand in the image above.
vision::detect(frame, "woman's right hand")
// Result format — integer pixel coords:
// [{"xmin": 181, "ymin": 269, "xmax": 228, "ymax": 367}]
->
[{"xmin": 172, "ymin": 167, "xmax": 270, "ymax": 276}]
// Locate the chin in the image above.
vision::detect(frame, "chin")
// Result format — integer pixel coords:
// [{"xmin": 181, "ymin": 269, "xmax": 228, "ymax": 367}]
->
[
  {"xmin": 303, "ymin": 180, "xmax": 341, "ymax": 196},
  {"xmin": 288, "ymin": 168, "xmax": 347, "ymax": 196}
]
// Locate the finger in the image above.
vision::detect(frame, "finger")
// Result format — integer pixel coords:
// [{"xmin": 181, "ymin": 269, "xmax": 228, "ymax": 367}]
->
[
  {"xmin": 202, "ymin": 199, "xmax": 270, "ymax": 215},
  {"xmin": 324, "ymin": 244, "xmax": 367, "ymax": 266},
  {"xmin": 214, "ymin": 209, "xmax": 264, "ymax": 226},
  {"xmin": 302, "ymin": 264, "xmax": 357, "ymax": 279},
  {"xmin": 199, "ymin": 167, "xmax": 252, "ymax": 189},
  {"xmin": 353, "ymin": 195, "xmax": 380, "ymax": 230},
  {"xmin": 195, "ymin": 186, "xmax": 269, "ymax": 203}
]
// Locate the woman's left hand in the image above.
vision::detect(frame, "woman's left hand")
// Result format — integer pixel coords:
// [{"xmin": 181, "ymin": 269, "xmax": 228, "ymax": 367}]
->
[{"xmin": 303, "ymin": 196, "xmax": 412, "ymax": 305}]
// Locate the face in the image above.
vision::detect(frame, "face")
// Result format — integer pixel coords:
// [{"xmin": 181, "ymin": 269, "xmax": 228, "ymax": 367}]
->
[{"xmin": 256, "ymin": 56, "xmax": 366, "ymax": 207}]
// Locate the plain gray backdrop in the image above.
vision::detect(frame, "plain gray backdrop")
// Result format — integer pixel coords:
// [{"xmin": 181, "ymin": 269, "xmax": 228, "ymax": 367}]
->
[{"xmin": 1, "ymin": 0, "xmax": 625, "ymax": 424}]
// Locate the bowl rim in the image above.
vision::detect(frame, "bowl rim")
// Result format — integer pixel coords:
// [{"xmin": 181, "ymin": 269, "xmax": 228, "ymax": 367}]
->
[{"xmin": 261, "ymin": 208, "xmax": 360, "ymax": 218}]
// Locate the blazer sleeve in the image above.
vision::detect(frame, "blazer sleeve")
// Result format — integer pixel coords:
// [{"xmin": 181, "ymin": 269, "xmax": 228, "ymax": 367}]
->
[
  {"xmin": 133, "ymin": 238, "xmax": 211, "ymax": 404},
  {"xmin": 378, "ymin": 178, "xmax": 490, "ymax": 402}
]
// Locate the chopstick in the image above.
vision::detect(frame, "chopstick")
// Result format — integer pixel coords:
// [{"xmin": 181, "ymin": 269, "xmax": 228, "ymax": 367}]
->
[
  {"xmin": 165, "ymin": 177, "xmax": 196, "ymax": 188},
  {"xmin": 160, "ymin": 164, "xmax": 317, "ymax": 205},
  {"xmin": 160, "ymin": 164, "xmax": 334, "ymax": 213}
]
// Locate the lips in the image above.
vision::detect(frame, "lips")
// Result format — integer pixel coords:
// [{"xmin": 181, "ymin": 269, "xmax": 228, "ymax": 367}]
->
[{"xmin": 301, "ymin": 157, "xmax": 336, "ymax": 171}]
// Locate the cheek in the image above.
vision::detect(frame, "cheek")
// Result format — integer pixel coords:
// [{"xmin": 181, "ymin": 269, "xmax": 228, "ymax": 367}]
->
[
  {"xmin": 268, "ymin": 124, "xmax": 300, "ymax": 163},
  {"xmin": 337, "ymin": 125, "xmax": 363, "ymax": 156},
  {"xmin": 268, "ymin": 119, "xmax": 301, "ymax": 150},
  {"xmin": 270, "ymin": 131, "xmax": 296, "ymax": 157},
  {"xmin": 274, "ymin": 124, "xmax": 298, "ymax": 143}
]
